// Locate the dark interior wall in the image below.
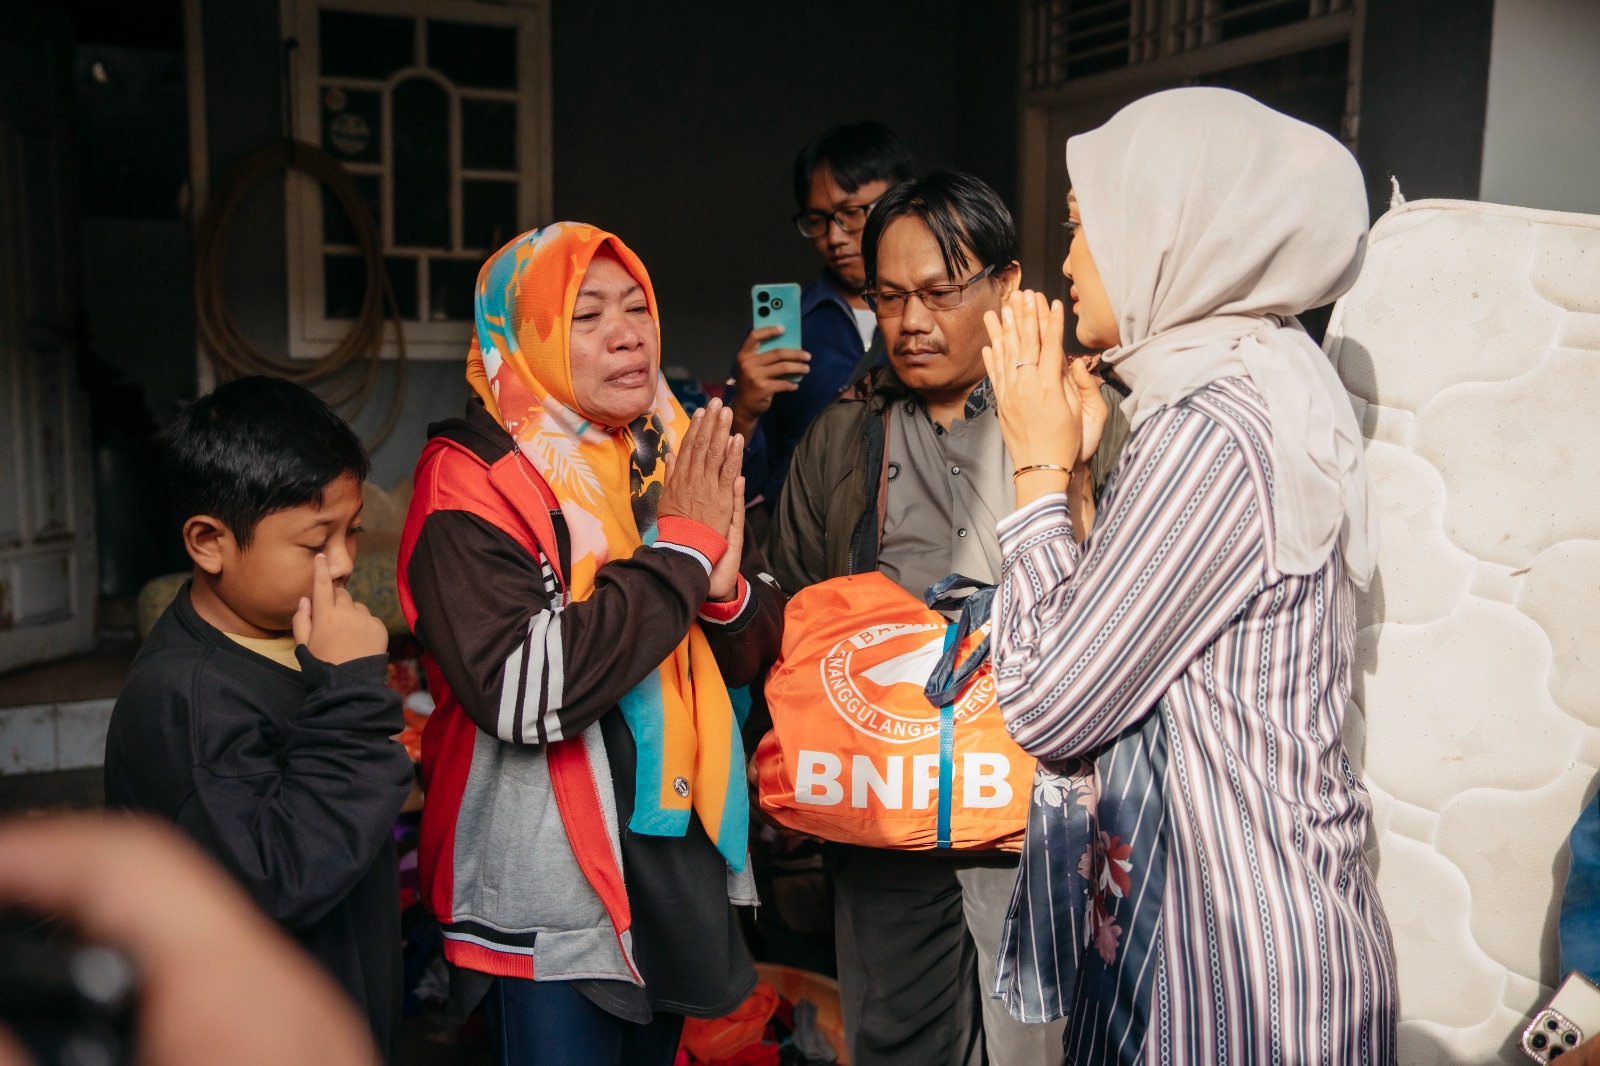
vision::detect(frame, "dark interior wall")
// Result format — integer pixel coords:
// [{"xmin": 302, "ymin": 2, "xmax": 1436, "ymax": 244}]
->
[
  {"xmin": 952, "ymin": 0, "xmax": 1021, "ymax": 217},
  {"xmin": 190, "ymin": 0, "xmax": 1022, "ymax": 484},
  {"xmin": 68, "ymin": 0, "xmax": 195, "ymax": 431},
  {"xmin": 547, "ymin": 0, "xmax": 1019, "ymax": 381},
  {"xmin": 200, "ymin": 0, "xmax": 290, "ymax": 360},
  {"xmin": 75, "ymin": 38, "xmax": 196, "ymax": 428},
  {"xmin": 194, "ymin": 0, "xmax": 438, "ymax": 486},
  {"xmin": 195, "ymin": 0, "xmax": 1026, "ymax": 481},
  {"xmin": 1355, "ymin": 0, "xmax": 1496, "ymax": 217},
  {"xmin": 61, "ymin": 0, "xmax": 196, "ymax": 592},
  {"xmin": 1, "ymin": 0, "xmax": 1028, "ymax": 484}
]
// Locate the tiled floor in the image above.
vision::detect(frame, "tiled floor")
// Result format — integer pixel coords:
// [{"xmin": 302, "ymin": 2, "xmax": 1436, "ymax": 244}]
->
[
  {"xmin": 0, "ymin": 640, "xmax": 131, "ymax": 790},
  {"xmin": 0, "ymin": 641, "xmax": 136, "ymax": 707},
  {"xmin": 0, "ymin": 767, "xmax": 103, "ymax": 813}
]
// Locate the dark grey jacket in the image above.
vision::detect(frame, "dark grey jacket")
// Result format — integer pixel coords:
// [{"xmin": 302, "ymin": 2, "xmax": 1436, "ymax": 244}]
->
[
  {"xmin": 766, "ymin": 367, "xmax": 900, "ymax": 592},
  {"xmin": 769, "ymin": 367, "xmax": 1125, "ymax": 597}
]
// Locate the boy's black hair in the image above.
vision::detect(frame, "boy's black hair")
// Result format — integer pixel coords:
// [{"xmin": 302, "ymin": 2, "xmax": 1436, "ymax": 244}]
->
[
  {"xmin": 167, "ymin": 376, "xmax": 369, "ymax": 547},
  {"xmin": 792, "ymin": 121, "xmax": 914, "ymax": 207},
  {"xmin": 861, "ymin": 170, "xmax": 1018, "ymax": 288}
]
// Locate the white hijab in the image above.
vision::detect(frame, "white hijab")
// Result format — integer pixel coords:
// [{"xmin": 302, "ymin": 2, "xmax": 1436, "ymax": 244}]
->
[{"xmin": 1067, "ymin": 87, "xmax": 1377, "ymax": 588}]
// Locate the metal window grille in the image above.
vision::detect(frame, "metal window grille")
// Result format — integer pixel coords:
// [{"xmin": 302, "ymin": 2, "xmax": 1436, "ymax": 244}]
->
[{"xmin": 1025, "ymin": 0, "xmax": 1353, "ymax": 89}]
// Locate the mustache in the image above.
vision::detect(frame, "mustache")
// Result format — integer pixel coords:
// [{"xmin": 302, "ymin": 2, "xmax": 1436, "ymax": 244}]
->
[{"xmin": 893, "ymin": 342, "xmax": 947, "ymax": 357}]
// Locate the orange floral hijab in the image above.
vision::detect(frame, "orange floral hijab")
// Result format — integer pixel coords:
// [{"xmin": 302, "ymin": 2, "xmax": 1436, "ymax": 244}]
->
[
  {"xmin": 467, "ymin": 222, "xmax": 683, "ymax": 593},
  {"xmin": 466, "ymin": 222, "xmax": 746, "ymax": 867}
]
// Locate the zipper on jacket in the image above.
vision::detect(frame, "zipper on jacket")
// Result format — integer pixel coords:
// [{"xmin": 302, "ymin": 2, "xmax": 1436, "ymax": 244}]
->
[{"xmin": 846, "ymin": 453, "xmax": 873, "ymax": 576}]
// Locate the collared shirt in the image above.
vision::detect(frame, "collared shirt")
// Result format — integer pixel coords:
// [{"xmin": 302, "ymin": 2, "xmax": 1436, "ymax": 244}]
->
[
  {"xmin": 740, "ymin": 273, "xmax": 883, "ymax": 506},
  {"xmin": 993, "ymin": 377, "xmax": 1396, "ymax": 1063},
  {"xmin": 849, "ymin": 306, "xmax": 877, "ymax": 348},
  {"xmin": 877, "ymin": 380, "xmax": 1015, "ymax": 603}
]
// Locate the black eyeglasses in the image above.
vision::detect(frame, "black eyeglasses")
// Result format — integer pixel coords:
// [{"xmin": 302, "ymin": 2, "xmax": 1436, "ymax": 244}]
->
[
  {"xmin": 863, "ymin": 265, "xmax": 996, "ymax": 317},
  {"xmin": 792, "ymin": 200, "xmax": 879, "ymax": 239}
]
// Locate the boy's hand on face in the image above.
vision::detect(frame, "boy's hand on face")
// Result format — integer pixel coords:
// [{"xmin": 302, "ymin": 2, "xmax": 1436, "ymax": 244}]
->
[{"xmin": 292, "ymin": 554, "xmax": 390, "ymax": 665}]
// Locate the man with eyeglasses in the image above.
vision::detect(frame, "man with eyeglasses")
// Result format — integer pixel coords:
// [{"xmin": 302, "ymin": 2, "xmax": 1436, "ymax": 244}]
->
[
  {"xmin": 768, "ymin": 171, "xmax": 1069, "ymax": 1066},
  {"xmin": 728, "ymin": 122, "xmax": 913, "ymax": 526}
]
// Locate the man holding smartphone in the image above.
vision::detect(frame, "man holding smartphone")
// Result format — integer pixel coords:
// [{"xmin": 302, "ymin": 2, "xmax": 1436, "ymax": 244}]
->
[{"xmin": 729, "ymin": 122, "xmax": 914, "ymax": 526}]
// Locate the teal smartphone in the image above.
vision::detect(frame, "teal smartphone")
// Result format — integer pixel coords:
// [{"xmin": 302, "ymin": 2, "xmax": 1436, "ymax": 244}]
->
[{"xmin": 752, "ymin": 283, "xmax": 804, "ymax": 383}]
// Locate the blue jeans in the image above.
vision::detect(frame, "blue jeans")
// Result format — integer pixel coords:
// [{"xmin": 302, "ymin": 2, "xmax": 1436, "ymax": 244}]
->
[
  {"xmin": 1562, "ymin": 793, "xmax": 1600, "ymax": 983},
  {"xmin": 484, "ymin": 977, "xmax": 684, "ymax": 1066}
]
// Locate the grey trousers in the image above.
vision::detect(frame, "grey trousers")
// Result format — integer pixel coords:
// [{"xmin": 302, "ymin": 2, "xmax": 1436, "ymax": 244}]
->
[{"xmin": 830, "ymin": 846, "xmax": 1067, "ymax": 1066}]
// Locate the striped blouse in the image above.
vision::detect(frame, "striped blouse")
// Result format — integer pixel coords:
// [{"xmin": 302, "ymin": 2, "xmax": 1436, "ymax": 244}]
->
[{"xmin": 994, "ymin": 377, "xmax": 1397, "ymax": 1064}]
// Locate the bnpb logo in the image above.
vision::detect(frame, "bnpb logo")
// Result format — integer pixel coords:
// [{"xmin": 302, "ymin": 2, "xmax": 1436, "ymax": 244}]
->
[
  {"xmin": 820, "ymin": 622, "xmax": 998, "ymax": 743},
  {"xmin": 796, "ymin": 622, "xmax": 1011, "ymax": 811}
]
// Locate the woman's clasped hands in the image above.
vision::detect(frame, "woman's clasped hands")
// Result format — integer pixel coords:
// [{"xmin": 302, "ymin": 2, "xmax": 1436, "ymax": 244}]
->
[
  {"xmin": 981, "ymin": 290, "xmax": 1109, "ymax": 509},
  {"xmin": 658, "ymin": 396, "xmax": 746, "ymax": 602}
]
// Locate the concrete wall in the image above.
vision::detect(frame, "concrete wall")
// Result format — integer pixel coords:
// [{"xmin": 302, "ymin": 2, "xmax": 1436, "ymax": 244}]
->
[
  {"xmin": 1479, "ymin": 0, "xmax": 1600, "ymax": 215},
  {"xmin": 193, "ymin": 0, "xmax": 1021, "ymax": 487}
]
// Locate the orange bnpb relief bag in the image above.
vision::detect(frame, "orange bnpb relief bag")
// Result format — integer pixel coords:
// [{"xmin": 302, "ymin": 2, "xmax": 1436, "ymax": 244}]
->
[{"xmin": 756, "ymin": 572, "xmax": 1034, "ymax": 850}]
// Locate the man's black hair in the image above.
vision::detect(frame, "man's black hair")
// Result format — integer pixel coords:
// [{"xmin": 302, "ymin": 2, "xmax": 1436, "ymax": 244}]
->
[
  {"xmin": 861, "ymin": 170, "xmax": 1018, "ymax": 288},
  {"xmin": 167, "ymin": 376, "xmax": 369, "ymax": 546},
  {"xmin": 792, "ymin": 121, "xmax": 914, "ymax": 206}
]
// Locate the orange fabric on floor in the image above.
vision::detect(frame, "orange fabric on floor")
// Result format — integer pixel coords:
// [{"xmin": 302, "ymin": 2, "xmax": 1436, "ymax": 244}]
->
[{"xmin": 679, "ymin": 982, "xmax": 780, "ymax": 1061}]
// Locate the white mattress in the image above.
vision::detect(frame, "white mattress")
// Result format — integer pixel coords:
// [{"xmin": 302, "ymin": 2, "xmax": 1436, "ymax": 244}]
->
[{"xmin": 1325, "ymin": 197, "xmax": 1600, "ymax": 1064}]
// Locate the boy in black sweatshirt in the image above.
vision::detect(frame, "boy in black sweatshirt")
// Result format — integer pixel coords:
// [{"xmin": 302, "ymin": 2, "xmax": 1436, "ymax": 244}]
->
[{"xmin": 104, "ymin": 376, "xmax": 414, "ymax": 1058}]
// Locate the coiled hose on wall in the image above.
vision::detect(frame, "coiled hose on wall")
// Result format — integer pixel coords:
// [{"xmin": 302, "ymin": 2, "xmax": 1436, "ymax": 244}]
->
[{"xmin": 193, "ymin": 138, "xmax": 407, "ymax": 447}]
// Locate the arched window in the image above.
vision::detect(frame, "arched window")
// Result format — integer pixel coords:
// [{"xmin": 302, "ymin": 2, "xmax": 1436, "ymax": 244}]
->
[{"xmin": 283, "ymin": 0, "xmax": 551, "ymax": 359}]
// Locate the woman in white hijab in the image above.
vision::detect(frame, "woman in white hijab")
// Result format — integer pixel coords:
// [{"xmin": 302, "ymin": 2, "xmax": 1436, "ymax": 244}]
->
[{"xmin": 981, "ymin": 88, "xmax": 1396, "ymax": 1064}]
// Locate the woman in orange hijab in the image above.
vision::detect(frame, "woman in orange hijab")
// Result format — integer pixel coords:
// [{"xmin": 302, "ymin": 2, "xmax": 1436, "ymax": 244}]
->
[{"xmin": 398, "ymin": 223, "xmax": 785, "ymax": 1065}]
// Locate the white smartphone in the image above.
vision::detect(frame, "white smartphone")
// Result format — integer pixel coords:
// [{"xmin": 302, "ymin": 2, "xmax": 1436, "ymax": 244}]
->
[{"xmin": 1522, "ymin": 971, "xmax": 1600, "ymax": 1062}]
